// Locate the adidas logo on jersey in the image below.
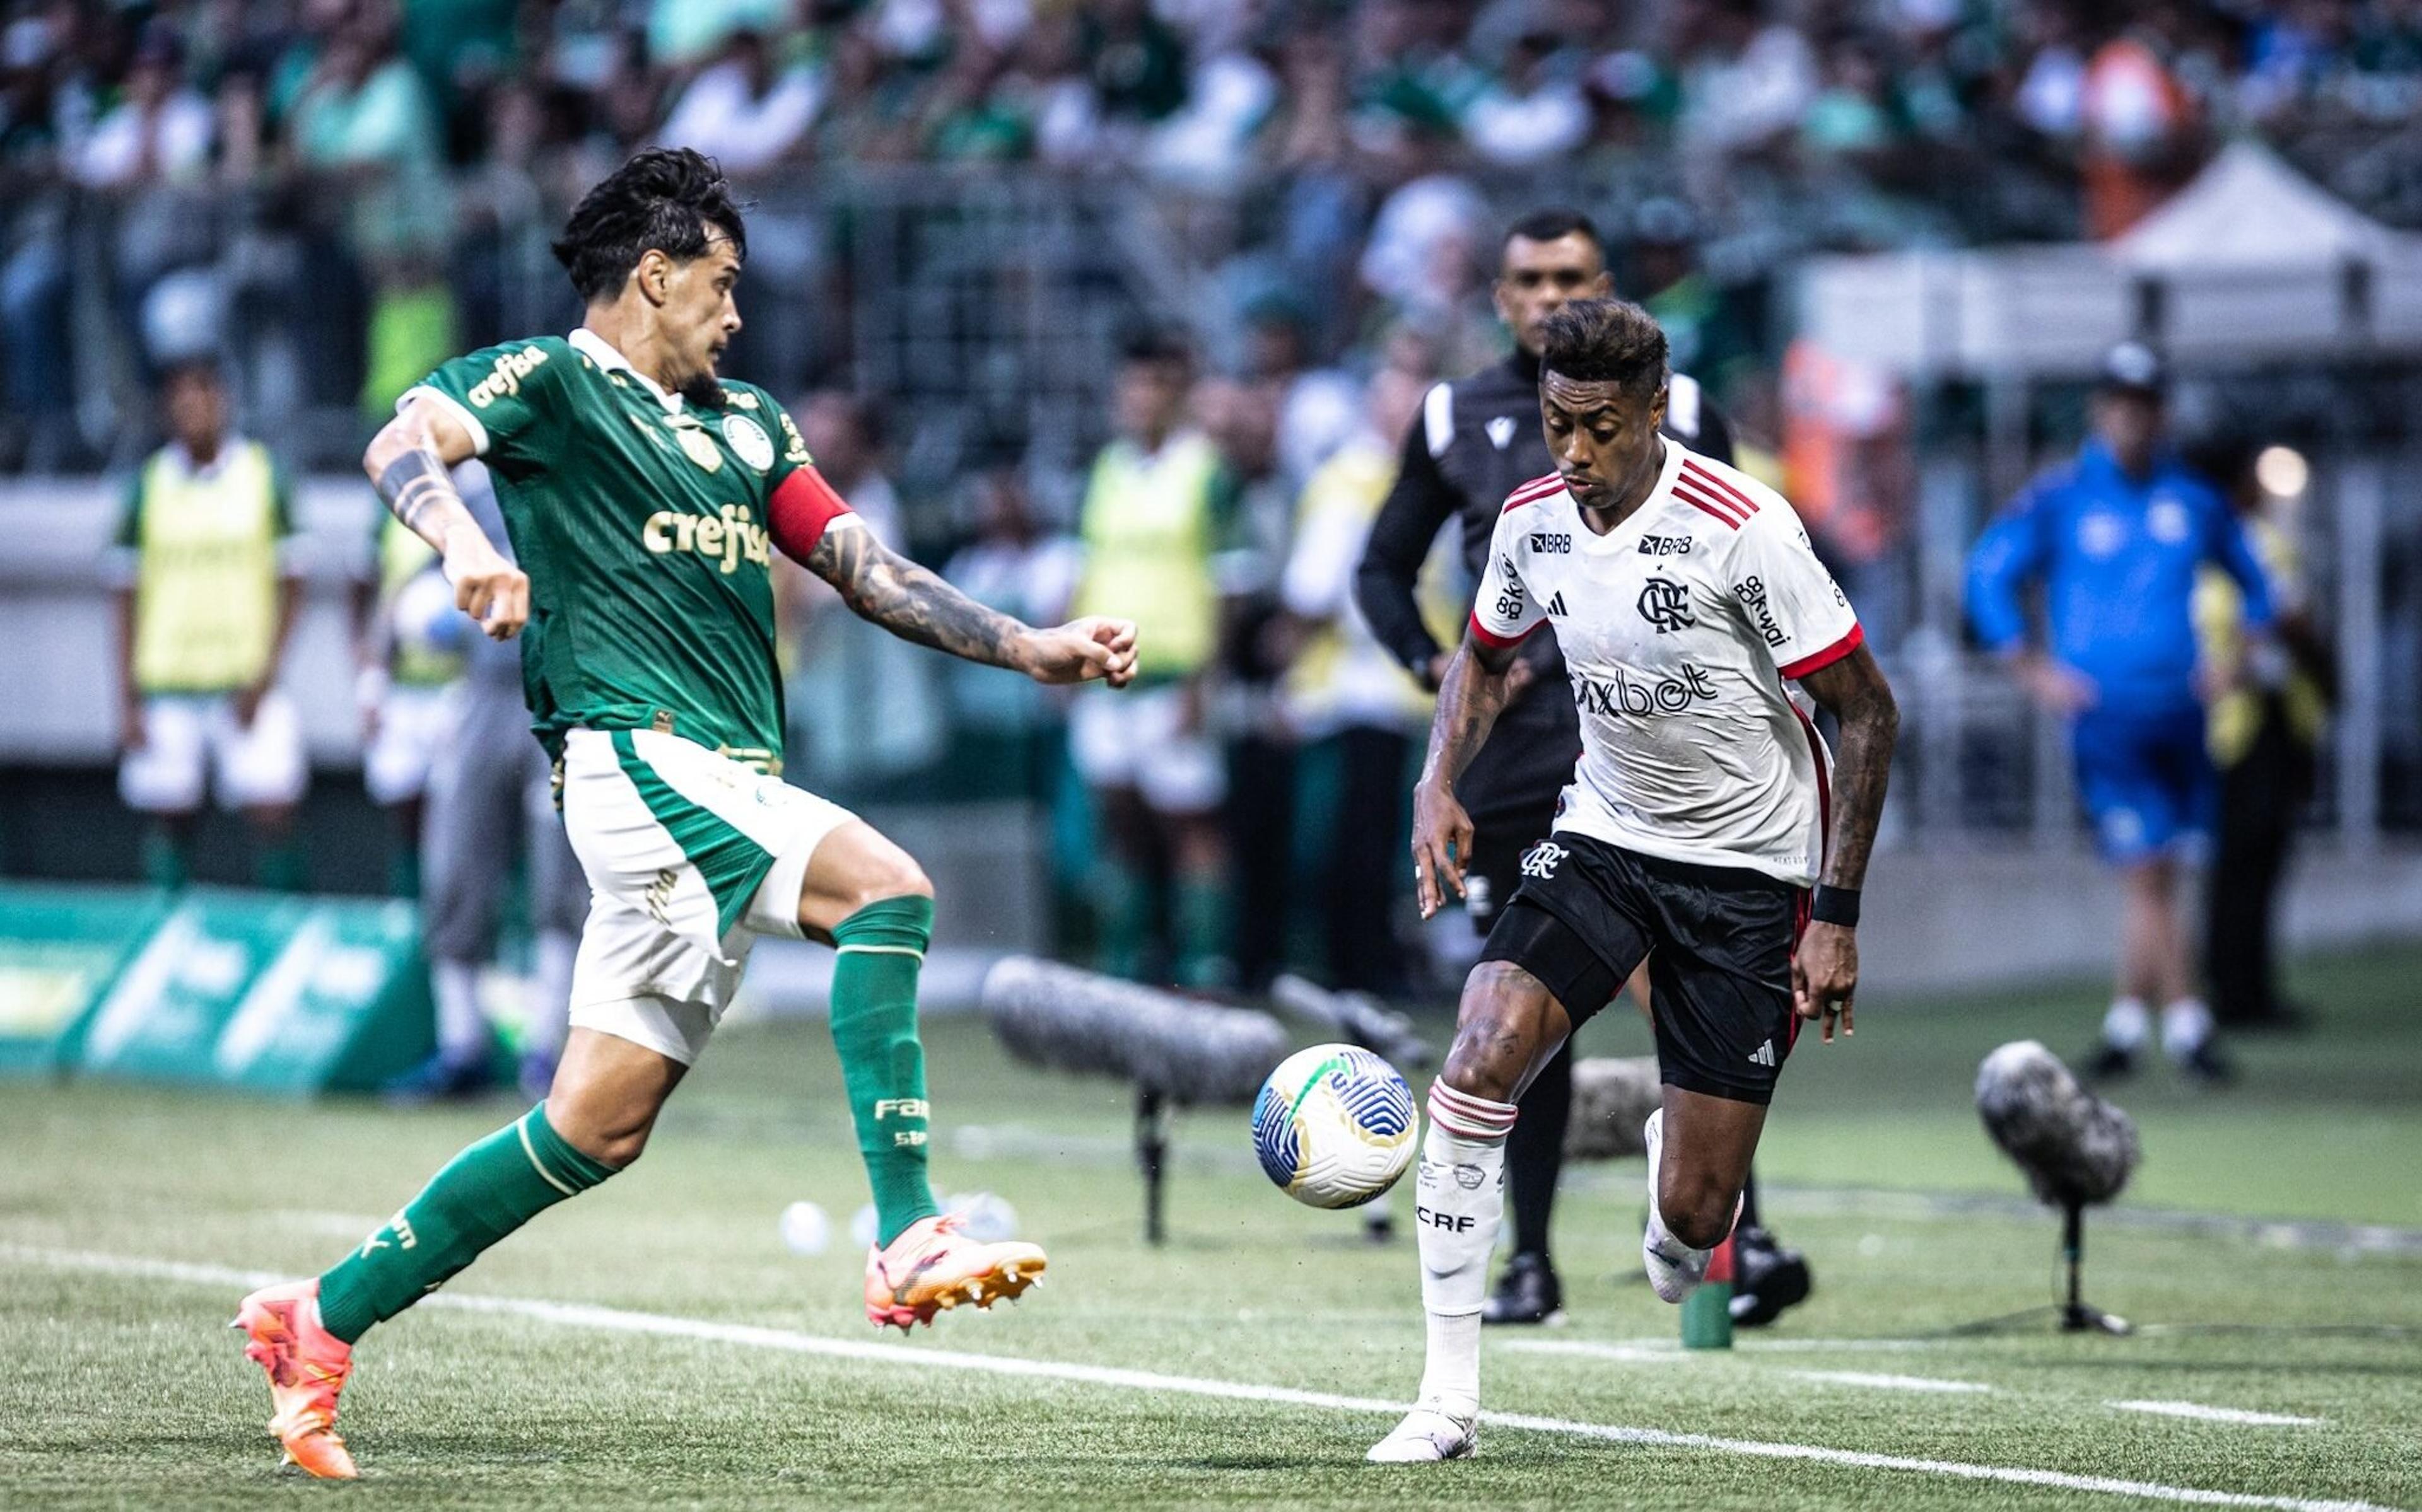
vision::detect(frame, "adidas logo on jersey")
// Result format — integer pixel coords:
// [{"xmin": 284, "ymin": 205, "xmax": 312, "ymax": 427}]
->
[
  {"xmin": 1543, "ymin": 591, "xmax": 1569, "ymax": 617},
  {"xmin": 1746, "ymin": 1039, "xmax": 1777, "ymax": 1068}
]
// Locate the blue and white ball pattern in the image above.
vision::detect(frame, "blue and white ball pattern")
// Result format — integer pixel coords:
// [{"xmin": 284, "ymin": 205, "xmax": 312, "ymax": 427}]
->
[{"xmin": 1252, "ymin": 1044, "xmax": 1417, "ymax": 1209}]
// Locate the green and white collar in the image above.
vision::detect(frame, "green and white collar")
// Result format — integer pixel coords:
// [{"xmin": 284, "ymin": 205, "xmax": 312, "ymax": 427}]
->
[{"xmin": 569, "ymin": 327, "xmax": 683, "ymax": 414}]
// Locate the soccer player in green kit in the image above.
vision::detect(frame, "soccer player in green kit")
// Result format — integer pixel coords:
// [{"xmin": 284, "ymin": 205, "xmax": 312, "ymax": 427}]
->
[{"xmin": 233, "ymin": 150, "xmax": 1138, "ymax": 1479}]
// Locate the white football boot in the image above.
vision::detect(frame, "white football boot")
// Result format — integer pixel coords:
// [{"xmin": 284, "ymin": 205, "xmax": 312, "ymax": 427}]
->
[
  {"xmin": 1367, "ymin": 1402, "xmax": 1478, "ymax": 1462},
  {"xmin": 1641, "ymin": 1109, "xmax": 1711, "ymax": 1304}
]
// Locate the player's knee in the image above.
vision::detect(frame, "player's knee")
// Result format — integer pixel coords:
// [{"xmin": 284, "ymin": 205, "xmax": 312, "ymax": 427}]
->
[
  {"xmin": 850, "ymin": 853, "xmax": 932, "ymax": 910},
  {"xmin": 1661, "ymin": 1172, "xmax": 1739, "ymax": 1251},
  {"xmin": 1441, "ymin": 962, "xmax": 1548, "ymax": 1102},
  {"xmin": 550, "ymin": 1107, "xmax": 652, "ymax": 1169}
]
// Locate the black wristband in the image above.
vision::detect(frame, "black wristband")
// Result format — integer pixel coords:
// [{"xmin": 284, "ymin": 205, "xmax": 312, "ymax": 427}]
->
[{"xmin": 1810, "ymin": 885, "xmax": 1861, "ymax": 928}]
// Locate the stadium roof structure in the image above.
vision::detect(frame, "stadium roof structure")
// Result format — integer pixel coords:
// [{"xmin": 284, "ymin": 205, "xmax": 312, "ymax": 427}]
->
[{"xmin": 1798, "ymin": 142, "xmax": 2422, "ymax": 378}]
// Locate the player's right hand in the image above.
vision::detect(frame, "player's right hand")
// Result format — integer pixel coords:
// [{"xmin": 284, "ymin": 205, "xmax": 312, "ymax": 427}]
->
[
  {"xmin": 446, "ymin": 542, "xmax": 529, "ymax": 640},
  {"xmin": 1410, "ymin": 778, "xmax": 1473, "ymax": 921}
]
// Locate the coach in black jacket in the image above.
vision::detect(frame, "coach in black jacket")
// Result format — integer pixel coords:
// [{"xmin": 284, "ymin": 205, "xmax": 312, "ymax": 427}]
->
[{"xmin": 1355, "ymin": 208, "xmax": 1806, "ymax": 1329}]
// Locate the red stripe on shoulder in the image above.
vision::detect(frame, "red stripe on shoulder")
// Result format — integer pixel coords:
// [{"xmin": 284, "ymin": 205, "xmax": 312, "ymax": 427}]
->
[
  {"xmin": 1671, "ymin": 478, "xmax": 1748, "ymax": 529},
  {"xmin": 1468, "ymin": 610, "xmax": 1535, "ymax": 650},
  {"xmin": 1681, "ymin": 458, "xmax": 1760, "ymax": 516},
  {"xmin": 1778, "ymin": 622, "xmax": 1865, "ymax": 681},
  {"xmin": 1501, "ymin": 473, "xmax": 1564, "ymax": 512}
]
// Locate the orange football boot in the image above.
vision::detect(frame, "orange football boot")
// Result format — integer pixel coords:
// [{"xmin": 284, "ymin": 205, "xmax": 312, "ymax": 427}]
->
[
  {"xmin": 864, "ymin": 1213, "xmax": 1046, "ymax": 1331},
  {"xmin": 232, "ymin": 1279, "xmax": 358, "ymax": 1479}
]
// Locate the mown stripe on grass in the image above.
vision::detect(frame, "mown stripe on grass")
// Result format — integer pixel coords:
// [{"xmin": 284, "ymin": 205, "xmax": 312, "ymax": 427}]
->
[{"xmin": 0, "ymin": 1244, "xmax": 2390, "ymax": 1512}]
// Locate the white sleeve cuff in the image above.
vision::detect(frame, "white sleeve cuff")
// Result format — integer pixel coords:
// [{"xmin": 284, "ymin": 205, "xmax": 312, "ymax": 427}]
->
[{"xmin": 399, "ymin": 385, "xmax": 491, "ymax": 457}]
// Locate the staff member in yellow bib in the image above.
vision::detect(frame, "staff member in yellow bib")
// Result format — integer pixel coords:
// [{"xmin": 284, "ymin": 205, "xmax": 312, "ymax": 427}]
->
[
  {"xmin": 110, "ymin": 359, "xmax": 308, "ymax": 890},
  {"xmin": 1069, "ymin": 328, "xmax": 1234, "ymax": 986}
]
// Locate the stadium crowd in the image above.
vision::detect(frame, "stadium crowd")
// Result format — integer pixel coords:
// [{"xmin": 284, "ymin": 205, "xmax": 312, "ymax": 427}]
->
[{"xmin": 8, "ymin": 0, "xmax": 2422, "ymax": 475}]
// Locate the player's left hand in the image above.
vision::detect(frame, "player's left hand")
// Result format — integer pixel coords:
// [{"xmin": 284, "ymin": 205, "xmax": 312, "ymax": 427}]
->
[
  {"xmin": 1019, "ymin": 617, "xmax": 1138, "ymax": 686},
  {"xmin": 1793, "ymin": 921, "xmax": 1857, "ymax": 1044}
]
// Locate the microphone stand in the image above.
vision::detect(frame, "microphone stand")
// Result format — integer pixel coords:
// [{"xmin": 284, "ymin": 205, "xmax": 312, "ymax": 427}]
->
[
  {"xmin": 2059, "ymin": 1199, "xmax": 2131, "ymax": 1334},
  {"xmin": 1948, "ymin": 1196, "xmax": 2131, "ymax": 1337}
]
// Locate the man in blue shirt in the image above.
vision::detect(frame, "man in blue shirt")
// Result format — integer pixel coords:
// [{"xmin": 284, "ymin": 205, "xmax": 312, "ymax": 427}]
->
[{"xmin": 1966, "ymin": 344, "xmax": 2274, "ymax": 1083}]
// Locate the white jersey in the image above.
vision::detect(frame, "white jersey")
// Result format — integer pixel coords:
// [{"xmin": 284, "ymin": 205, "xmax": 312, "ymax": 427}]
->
[{"xmin": 1468, "ymin": 443, "xmax": 1862, "ymax": 887}]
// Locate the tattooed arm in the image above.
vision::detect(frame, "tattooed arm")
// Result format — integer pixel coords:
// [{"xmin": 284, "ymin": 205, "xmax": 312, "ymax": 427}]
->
[
  {"xmin": 361, "ymin": 397, "xmax": 528, "ymax": 639},
  {"xmin": 802, "ymin": 518, "xmax": 1138, "ymax": 687},
  {"xmin": 1788, "ymin": 643, "xmax": 1900, "ymax": 1042},
  {"xmin": 1409, "ymin": 636, "xmax": 1527, "ymax": 919}
]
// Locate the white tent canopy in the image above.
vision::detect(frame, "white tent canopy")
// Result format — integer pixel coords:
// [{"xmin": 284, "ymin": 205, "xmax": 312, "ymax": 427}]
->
[{"xmin": 1798, "ymin": 142, "xmax": 2422, "ymax": 378}]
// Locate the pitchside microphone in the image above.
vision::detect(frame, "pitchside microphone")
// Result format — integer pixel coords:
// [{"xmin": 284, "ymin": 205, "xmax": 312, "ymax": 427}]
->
[
  {"xmin": 1975, "ymin": 1040, "xmax": 2142, "ymax": 1334},
  {"xmin": 980, "ymin": 957, "xmax": 1289, "ymax": 1245}
]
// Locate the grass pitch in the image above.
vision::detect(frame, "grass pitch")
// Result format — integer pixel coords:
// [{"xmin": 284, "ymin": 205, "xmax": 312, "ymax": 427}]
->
[{"xmin": 3, "ymin": 946, "xmax": 2419, "ymax": 1510}]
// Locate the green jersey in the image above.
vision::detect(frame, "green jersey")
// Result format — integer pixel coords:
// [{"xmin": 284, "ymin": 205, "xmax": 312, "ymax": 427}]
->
[{"xmin": 406, "ymin": 329, "xmax": 824, "ymax": 768}]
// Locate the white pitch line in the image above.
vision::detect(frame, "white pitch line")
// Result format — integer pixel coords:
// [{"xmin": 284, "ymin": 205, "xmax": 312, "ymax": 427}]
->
[
  {"xmin": 1501, "ymin": 1339, "xmax": 1689, "ymax": 1364},
  {"xmin": 1792, "ymin": 1370, "xmax": 1994, "ymax": 1395},
  {"xmin": 0, "ymin": 1244, "xmax": 2387, "ymax": 1512},
  {"xmin": 2112, "ymin": 1401, "xmax": 2324, "ymax": 1428}
]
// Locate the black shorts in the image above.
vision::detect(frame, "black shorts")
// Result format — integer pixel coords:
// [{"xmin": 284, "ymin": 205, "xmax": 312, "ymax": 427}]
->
[
  {"xmin": 1461, "ymin": 794, "xmax": 1560, "ymax": 938},
  {"xmin": 1477, "ymin": 832, "xmax": 1807, "ymax": 1105}
]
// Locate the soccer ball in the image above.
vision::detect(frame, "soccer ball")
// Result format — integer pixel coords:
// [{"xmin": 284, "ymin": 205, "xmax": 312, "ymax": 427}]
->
[{"xmin": 1252, "ymin": 1044, "xmax": 1417, "ymax": 1209}]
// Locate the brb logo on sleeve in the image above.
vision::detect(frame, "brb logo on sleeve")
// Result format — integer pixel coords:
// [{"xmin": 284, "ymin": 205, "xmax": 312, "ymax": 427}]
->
[{"xmin": 1636, "ymin": 577, "xmax": 1695, "ymax": 633}]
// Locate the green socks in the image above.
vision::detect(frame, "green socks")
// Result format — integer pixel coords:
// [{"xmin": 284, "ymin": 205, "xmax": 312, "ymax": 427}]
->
[
  {"xmin": 829, "ymin": 895, "xmax": 940, "ymax": 1247},
  {"xmin": 317, "ymin": 1105, "xmax": 614, "ymax": 1343}
]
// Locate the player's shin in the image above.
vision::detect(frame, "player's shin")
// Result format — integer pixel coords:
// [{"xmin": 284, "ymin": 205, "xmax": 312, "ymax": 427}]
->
[
  {"xmin": 1413, "ymin": 1083, "xmax": 1516, "ymax": 1416},
  {"xmin": 829, "ymin": 895, "xmax": 942, "ymax": 1246},
  {"xmin": 315, "ymin": 1104, "xmax": 616, "ymax": 1343}
]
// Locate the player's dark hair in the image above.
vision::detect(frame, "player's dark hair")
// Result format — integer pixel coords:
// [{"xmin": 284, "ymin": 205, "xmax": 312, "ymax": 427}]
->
[
  {"xmin": 1504, "ymin": 207, "xmax": 1602, "ymax": 251},
  {"xmin": 1538, "ymin": 298, "xmax": 1668, "ymax": 405},
  {"xmin": 1118, "ymin": 325, "xmax": 1194, "ymax": 369},
  {"xmin": 552, "ymin": 148, "xmax": 749, "ymax": 304}
]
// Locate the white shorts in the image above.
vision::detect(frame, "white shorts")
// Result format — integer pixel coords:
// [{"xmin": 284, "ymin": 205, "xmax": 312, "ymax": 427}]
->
[
  {"xmin": 118, "ymin": 692, "xmax": 308, "ymax": 813},
  {"xmin": 364, "ymin": 683, "xmax": 459, "ymax": 806},
  {"xmin": 1068, "ymin": 684, "xmax": 1226, "ymax": 814},
  {"xmin": 558, "ymin": 726, "xmax": 855, "ymax": 1064}
]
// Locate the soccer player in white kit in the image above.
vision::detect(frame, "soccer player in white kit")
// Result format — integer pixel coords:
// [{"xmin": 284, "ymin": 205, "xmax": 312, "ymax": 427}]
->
[{"xmin": 1369, "ymin": 299, "xmax": 1900, "ymax": 1462}]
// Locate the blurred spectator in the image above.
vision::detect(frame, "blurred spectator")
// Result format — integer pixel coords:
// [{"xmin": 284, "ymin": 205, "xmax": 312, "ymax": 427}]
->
[
  {"xmin": 657, "ymin": 28, "xmax": 821, "ymax": 175},
  {"xmin": 1274, "ymin": 351, "xmax": 1435, "ymax": 994},
  {"xmin": 385, "ymin": 461, "xmax": 587, "ymax": 1105},
  {"xmin": 2191, "ymin": 438, "xmax": 2334, "ymax": 1033},
  {"xmin": 353, "ymin": 509, "xmax": 460, "ymax": 898},
  {"xmin": 942, "ymin": 463, "xmax": 1084, "ymax": 766},
  {"xmin": 1463, "ymin": 28, "xmax": 1590, "ymax": 167},
  {"xmin": 1779, "ymin": 334, "xmax": 1913, "ymax": 644},
  {"xmin": 2078, "ymin": 8, "xmax": 2207, "ymax": 238},
  {"xmin": 1068, "ymin": 329, "xmax": 1231, "ymax": 985},
  {"xmin": 109, "ymin": 359, "xmax": 307, "ymax": 892},
  {"xmin": 784, "ymin": 390, "xmax": 944, "ymax": 785},
  {"xmin": 71, "ymin": 28, "xmax": 211, "ymax": 190},
  {"xmin": 1964, "ymin": 343, "xmax": 2271, "ymax": 1086}
]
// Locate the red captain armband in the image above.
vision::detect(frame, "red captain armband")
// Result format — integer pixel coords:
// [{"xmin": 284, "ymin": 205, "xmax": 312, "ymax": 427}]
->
[{"xmin": 768, "ymin": 465, "xmax": 856, "ymax": 561}]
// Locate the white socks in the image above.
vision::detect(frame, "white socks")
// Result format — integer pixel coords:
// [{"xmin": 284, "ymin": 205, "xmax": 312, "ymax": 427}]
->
[
  {"xmin": 1413, "ymin": 1083, "xmax": 1516, "ymax": 1417},
  {"xmin": 2102, "ymin": 997, "xmax": 2150, "ymax": 1052},
  {"xmin": 433, "ymin": 960, "xmax": 488, "ymax": 1063},
  {"xmin": 2161, "ymin": 997, "xmax": 2213, "ymax": 1059},
  {"xmin": 2107, "ymin": 996, "xmax": 2214, "ymax": 1059}
]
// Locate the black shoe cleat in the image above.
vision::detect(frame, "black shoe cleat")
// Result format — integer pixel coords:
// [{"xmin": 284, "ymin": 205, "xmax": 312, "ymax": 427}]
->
[
  {"xmin": 2080, "ymin": 1040, "xmax": 2137, "ymax": 1084},
  {"xmin": 1730, "ymin": 1226, "xmax": 1812, "ymax": 1328},
  {"xmin": 1481, "ymin": 1251, "xmax": 1564, "ymax": 1326},
  {"xmin": 2173, "ymin": 1038, "xmax": 2236, "ymax": 1088}
]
